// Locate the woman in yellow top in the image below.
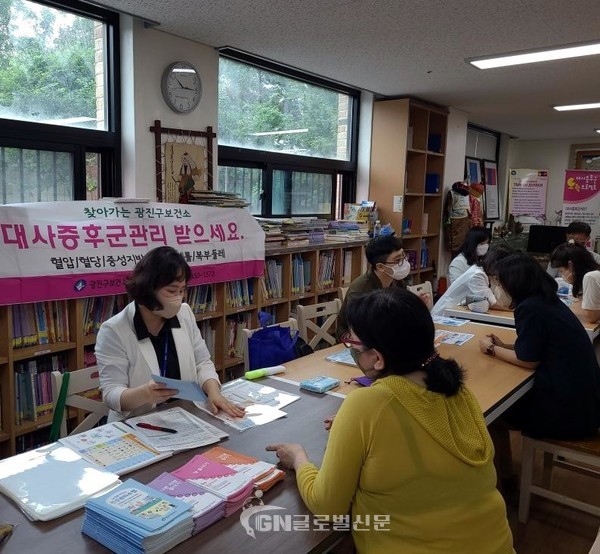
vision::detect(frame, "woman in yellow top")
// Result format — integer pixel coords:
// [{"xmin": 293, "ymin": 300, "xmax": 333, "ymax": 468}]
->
[{"xmin": 267, "ymin": 288, "xmax": 513, "ymax": 554}]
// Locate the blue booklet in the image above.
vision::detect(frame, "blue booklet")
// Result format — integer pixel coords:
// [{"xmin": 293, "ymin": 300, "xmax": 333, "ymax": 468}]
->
[
  {"xmin": 83, "ymin": 478, "xmax": 194, "ymax": 553},
  {"xmin": 151, "ymin": 374, "xmax": 208, "ymax": 401}
]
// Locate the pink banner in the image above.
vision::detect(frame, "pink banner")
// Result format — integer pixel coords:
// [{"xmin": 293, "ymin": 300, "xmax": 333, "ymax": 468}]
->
[
  {"xmin": 0, "ymin": 201, "xmax": 265, "ymax": 305},
  {"xmin": 562, "ymin": 170, "xmax": 600, "ymax": 245}
]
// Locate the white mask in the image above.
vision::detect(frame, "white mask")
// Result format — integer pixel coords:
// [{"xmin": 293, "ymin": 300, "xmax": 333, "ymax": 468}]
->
[
  {"xmin": 389, "ymin": 259, "xmax": 411, "ymax": 281},
  {"xmin": 493, "ymin": 284, "xmax": 512, "ymax": 309},
  {"xmin": 476, "ymin": 243, "xmax": 489, "ymax": 256},
  {"xmin": 154, "ymin": 294, "xmax": 183, "ymax": 319}
]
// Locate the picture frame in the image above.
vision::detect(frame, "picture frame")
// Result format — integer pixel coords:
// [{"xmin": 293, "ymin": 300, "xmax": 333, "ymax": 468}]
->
[
  {"xmin": 465, "ymin": 157, "xmax": 482, "ymax": 184},
  {"xmin": 482, "ymin": 160, "xmax": 500, "ymax": 220}
]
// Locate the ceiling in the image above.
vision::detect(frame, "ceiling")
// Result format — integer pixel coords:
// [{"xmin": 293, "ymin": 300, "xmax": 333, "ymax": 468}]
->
[{"xmin": 92, "ymin": 0, "xmax": 600, "ymax": 141}]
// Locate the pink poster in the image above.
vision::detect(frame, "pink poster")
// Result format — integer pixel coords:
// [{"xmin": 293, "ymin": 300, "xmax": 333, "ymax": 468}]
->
[{"xmin": 561, "ymin": 170, "xmax": 600, "ymax": 245}]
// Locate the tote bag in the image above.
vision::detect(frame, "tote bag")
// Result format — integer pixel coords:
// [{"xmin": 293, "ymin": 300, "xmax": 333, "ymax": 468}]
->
[{"xmin": 247, "ymin": 325, "xmax": 299, "ymax": 370}]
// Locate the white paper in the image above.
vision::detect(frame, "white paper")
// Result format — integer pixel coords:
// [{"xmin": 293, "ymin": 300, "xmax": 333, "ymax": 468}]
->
[
  {"xmin": 194, "ymin": 379, "xmax": 298, "ymax": 431},
  {"xmin": 151, "ymin": 375, "xmax": 207, "ymax": 401},
  {"xmin": 432, "ymin": 315, "xmax": 468, "ymax": 327},
  {"xmin": 126, "ymin": 407, "xmax": 228, "ymax": 452},
  {"xmin": 393, "ymin": 195, "xmax": 403, "ymax": 213},
  {"xmin": 434, "ymin": 329, "xmax": 474, "ymax": 346}
]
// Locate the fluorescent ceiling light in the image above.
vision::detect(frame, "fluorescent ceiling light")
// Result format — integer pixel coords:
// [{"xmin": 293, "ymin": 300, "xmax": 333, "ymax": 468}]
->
[
  {"xmin": 467, "ymin": 41, "xmax": 600, "ymax": 69},
  {"xmin": 173, "ymin": 68, "xmax": 196, "ymax": 73},
  {"xmin": 595, "ymin": 129, "xmax": 600, "ymax": 134},
  {"xmin": 553, "ymin": 102, "xmax": 600, "ymax": 111},
  {"xmin": 249, "ymin": 129, "xmax": 308, "ymax": 136}
]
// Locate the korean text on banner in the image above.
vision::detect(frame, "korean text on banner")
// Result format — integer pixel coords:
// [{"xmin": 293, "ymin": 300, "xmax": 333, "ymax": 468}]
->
[
  {"xmin": 561, "ymin": 170, "xmax": 600, "ymax": 244},
  {"xmin": 0, "ymin": 201, "xmax": 265, "ymax": 305}
]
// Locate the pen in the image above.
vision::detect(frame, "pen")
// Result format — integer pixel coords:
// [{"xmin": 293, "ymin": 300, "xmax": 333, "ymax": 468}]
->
[{"xmin": 136, "ymin": 422, "xmax": 177, "ymax": 434}]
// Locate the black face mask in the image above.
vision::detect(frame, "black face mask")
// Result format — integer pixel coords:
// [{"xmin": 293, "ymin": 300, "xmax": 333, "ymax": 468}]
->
[{"xmin": 349, "ymin": 347, "xmax": 376, "ymax": 376}]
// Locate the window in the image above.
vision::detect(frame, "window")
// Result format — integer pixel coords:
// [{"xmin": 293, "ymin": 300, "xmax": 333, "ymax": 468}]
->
[
  {"xmin": 0, "ymin": 0, "xmax": 121, "ymax": 203},
  {"xmin": 217, "ymin": 50, "xmax": 359, "ymax": 218}
]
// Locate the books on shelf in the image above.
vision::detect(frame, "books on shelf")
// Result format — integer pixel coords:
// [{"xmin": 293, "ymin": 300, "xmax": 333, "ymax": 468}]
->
[
  {"xmin": 317, "ymin": 251, "xmax": 336, "ymax": 289},
  {"xmin": 0, "ymin": 443, "xmax": 121, "ymax": 521},
  {"xmin": 12, "ymin": 300, "xmax": 70, "ymax": 348},
  {"xmin": 187, "ymin": 284, "xmax": 216, "ymax": 314},
  {"xmin": 82, "ymin": 478, "xmax": 194, "ymax": 554},
  {"xmin": 225, "ymin": 279, "xmax": 254, "ymax": 309}
]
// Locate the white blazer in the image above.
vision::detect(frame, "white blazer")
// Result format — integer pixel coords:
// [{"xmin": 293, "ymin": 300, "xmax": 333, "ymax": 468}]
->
[{"xmin": 96, "ymin": 301, "xmax": 219, "ymax": 421}]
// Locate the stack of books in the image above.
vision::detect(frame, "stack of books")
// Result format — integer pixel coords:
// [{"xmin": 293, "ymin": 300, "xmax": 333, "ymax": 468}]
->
[
  {"xmin": 187, "ymin": 190, "xmax": 249, "ymax": 208},
  {"xmin": 147, "ymin": 472, "xmax": 225, "ymax": 535},
  {"xmin": 82, "ymin": 479, "xmax": 194, "ymax": 554}
]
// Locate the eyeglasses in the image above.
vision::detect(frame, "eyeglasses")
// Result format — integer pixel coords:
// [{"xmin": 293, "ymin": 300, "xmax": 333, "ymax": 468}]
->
[
  {"xmin": 381, "ymin": 254, "xmax": 406, "ymax": 266},
  {"xmin": 341, "ymin": 332, "xmax": 363, "ymax": 349}
]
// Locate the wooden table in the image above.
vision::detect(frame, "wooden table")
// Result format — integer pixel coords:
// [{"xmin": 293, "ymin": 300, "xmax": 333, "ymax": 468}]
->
[
  {"xmin": 273, "ymin": 320, "xmax": 534, "ymax": 424},
  {"xmin": 443, "ymin": 304, "xmax": 600, "ymax": 341},
  {"xmin": 0, "ymin": 381, "xmax": 346, "ymax": 554}
]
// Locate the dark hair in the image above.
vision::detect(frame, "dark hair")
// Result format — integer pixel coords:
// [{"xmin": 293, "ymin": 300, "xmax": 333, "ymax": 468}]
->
[
  {"xmin": 549, "ymin": 243, "xmax": 600, "ymax": 297},
  {"xmin": 459, "ymin": 226, "xmax": 491, "ymax": 265},
  {"xmin": 365, "ymin": 235, "xmax": 403, "ymax": 269},
  {"xmin": 126, "ymin": 246, "xmax": 192, "ymax": 310},
  {"xmin": 479, "ymin": 243, "xmax": 513, "ymax": 274},
  {"xmin": 494, "ymin": 252, "xmax": 558, "ymax": 306},
  {"xmin": 566, "ymin": 221, "xmax": 591, "ymax": 237},
  {"xmin": 346, "ymin": 288, "xmax": 464, "ymax": 396}
]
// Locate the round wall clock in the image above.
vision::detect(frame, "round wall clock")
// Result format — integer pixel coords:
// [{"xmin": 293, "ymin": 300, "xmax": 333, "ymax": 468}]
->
[{"xmin": 161, "ymin": 61, "xmax": 202, "ymax": 114}]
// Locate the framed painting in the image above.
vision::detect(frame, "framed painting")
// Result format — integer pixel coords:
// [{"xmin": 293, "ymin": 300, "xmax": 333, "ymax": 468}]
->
[
  {"xmin": 465, "ymin": 157, "xmax": 482, "ymax": 184},
  {"xmin": 482, "ymin": 160, "xmax": 500, "ymax": 220}
]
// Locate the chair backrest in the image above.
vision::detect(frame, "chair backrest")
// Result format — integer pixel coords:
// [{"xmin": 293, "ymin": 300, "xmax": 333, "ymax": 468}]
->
[
  {"xmin": 50, "ymin": 366, "xmax": 109, "ymax": 438},
  {"xmin": 407, "ymin": 280, "xmax": 433, "ymax": 298},
  {"xmin": 297, "ymin": 299, "xmax": 342, "ymax": 350},
  {"xmin": 242, "ymin": 318, "xmax": 298, "ymax": 372},
  {"xmin": 339, "ymin": 286, "xmax": 349, "ymax": 301}
]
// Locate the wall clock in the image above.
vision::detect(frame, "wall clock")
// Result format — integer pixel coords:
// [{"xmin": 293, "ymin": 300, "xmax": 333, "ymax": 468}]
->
[{"xmin": 161, "ymin": 61, "xmax": 202, "ymax": 114}]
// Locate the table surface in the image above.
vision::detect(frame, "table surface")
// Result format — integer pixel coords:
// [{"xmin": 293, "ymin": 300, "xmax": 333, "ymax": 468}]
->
[
  {"xmin": 444, "ymin": 304, "xmax": 600, "ymax": 339},
  {"xmin": 0, "ymin": 320, "xmax": 535, "ymax": 553},
  {"xmin": 275, "ymin": 320, "xmax": 533, "ymax": 421},
  {"xmin": 0, "ymin": 381, "xmax": 345, "ymax": 554}
]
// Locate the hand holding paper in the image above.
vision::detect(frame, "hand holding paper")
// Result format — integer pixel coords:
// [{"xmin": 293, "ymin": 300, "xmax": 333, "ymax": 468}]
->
[{"xmin": 151, "ymin": 374, "xmax": 207, "ymax": 402}]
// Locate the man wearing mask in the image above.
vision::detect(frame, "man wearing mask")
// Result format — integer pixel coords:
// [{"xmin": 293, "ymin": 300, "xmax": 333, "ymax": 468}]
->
[
  {"xmin": 336, "ymin": 235, "xmax": 430, "ymax": 341},
  {"xmin": 547, "ymin": 221, "xmax": 600, "ymax": 277}
]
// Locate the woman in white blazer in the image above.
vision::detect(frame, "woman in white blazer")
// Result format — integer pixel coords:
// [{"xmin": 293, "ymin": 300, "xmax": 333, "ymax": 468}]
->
[{"xmin": 96, "ymin": 246, "xmax": 245, "ymax": 422}]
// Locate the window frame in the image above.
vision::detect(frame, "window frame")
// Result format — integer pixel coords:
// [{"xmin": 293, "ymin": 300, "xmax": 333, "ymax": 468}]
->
[
  {"xmin": 0, "ymin": 0, "xmax": 122, "ymax": 201},
  {"xmin": 217, "ymin": 50, "xmax": 359, "ymax": 218}
]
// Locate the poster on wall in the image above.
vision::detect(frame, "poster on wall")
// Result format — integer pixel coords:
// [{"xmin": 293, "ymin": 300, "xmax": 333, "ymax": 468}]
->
[
  {"xmin": 508, "ymin": 169, "xmax": 548, "ymax": 223},
  {"xmin": 561, "ymin": 170, "xmax": 600, "ymax": 245},
  {"xmin": 164, "ymin": 142, "xmax": 206, "ymax": 203},
  {"xmin": 483, "ymin": 160, "xmax": 499, "ymax": 219}
]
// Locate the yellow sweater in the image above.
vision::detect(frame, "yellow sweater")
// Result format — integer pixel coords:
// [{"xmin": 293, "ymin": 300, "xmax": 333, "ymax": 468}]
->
[{"xmin": 296, "ymin": 375, "xmax": 514, "ymax": 554}]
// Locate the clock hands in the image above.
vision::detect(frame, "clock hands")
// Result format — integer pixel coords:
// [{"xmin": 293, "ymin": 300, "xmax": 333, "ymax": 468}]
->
[{"xmin": 174, "ymin": 76, "xmax": 195, "ymax": 91}]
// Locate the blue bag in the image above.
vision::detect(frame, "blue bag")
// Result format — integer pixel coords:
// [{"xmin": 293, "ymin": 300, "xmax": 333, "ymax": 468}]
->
[{"xmin": 247, "ymin": 325, "xmax": 298, "ymax": 370}]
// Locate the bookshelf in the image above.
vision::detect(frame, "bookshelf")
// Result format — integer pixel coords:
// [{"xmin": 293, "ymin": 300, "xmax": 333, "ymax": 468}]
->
[
  {"xmin": 369, "ymin": 98, "xmax": 448, "ymax": 286},
  {"xmin": 0, "ymin": 239, "xmax": 366, "ymax": 458}
]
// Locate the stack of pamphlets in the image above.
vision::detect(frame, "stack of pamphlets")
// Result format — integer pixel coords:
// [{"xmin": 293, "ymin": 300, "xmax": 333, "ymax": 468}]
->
[
  {"xmin": 0, "ymin": 443, "xmax": 120, "ymax": 521},
  {"xmin": 82, "ymin": 479, "xmax": 194, "ymax": 554},
  {"xmin": 147, "ymin": 472, "xmax": 225, "ymax": 535},
  {"xmin": 201, "ymin": 446, "xmax": 284, "ymax": 492},
  {"xmin": 172, "ymin": 454, "xmax": 256, "ymax": 517}
]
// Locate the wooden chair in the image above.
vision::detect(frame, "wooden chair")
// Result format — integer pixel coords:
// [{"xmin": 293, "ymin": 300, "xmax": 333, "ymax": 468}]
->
[
  {"xmin": 242, "ymin": 318, "xmax": 299, "ymax": 372},
  {"xmin": 339, "ymin": 286, "xmax": 349, "ymax": 301},
  {"xmin": 297, "ymin": 299, "xmax": 342, "ymax": 350},
  {"xmin": 519, "ymin": 434, "xmax": 600, "ymax": 523},
  {"xmin": 50, "ymin": 366, "xmax": 109, "ymax": 439}
]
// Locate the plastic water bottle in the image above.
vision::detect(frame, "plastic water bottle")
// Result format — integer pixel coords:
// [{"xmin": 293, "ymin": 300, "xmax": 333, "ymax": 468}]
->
[{"xmin": 373, "ymin": 220, "xmax": 381, "ymax": 238}]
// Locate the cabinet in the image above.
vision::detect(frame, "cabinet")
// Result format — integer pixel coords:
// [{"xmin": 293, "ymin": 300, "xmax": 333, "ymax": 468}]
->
[
  {"xmin": 0, "ymin": 240, "xmax": 366, "ymax": 458},
  {"xmin": 369, "ymin": 98, "xmax": 448, "ymax": 285}
]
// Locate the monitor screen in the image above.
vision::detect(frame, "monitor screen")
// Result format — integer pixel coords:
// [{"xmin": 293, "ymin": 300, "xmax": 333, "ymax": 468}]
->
[{"xmin": 526, "ymin": 225, "xmax": 568, "ymax": 254}]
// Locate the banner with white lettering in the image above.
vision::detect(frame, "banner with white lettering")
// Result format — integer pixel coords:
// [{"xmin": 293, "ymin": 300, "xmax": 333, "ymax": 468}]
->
[
  {"xmin": 561, "ymin": 170, "xmax": 600, "ymax": 245},
  {"xmin": 0, "ymin": 201, "xmax": 265, "ymax": 305}
]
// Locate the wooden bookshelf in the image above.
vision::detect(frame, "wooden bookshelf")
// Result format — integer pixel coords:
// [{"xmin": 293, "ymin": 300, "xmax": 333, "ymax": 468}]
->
[
  {"xmin": 369, "ymin": 98, "xmax": 448, "ymax": 286},
  {"xmin": 0, "ymin": 239, "xmax": 366, "ymax": 458}
]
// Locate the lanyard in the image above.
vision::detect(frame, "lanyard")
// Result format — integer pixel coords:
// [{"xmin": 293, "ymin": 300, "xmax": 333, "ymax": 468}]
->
[{"xmin": 161, "ymin": 334, "xmax": 169, "ymax": 378}]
